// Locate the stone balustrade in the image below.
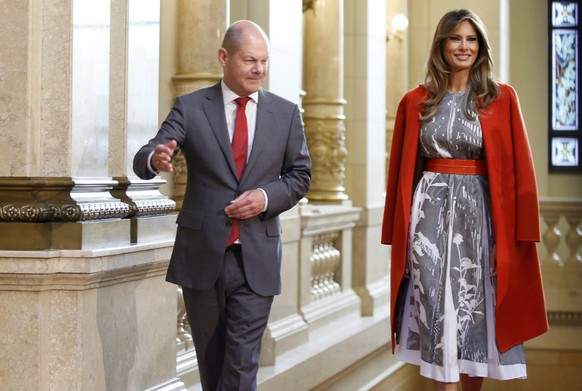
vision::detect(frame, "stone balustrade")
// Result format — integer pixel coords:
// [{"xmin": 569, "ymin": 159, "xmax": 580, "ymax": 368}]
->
[{"xmin": 538, "ymin": 197, "xmax": 582, "ymax": 332}]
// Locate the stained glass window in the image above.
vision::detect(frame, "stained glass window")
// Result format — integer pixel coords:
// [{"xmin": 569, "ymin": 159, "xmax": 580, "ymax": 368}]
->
[{"xmin": 549, "ymin": 1, "xmax": 581, "ymax": 172}]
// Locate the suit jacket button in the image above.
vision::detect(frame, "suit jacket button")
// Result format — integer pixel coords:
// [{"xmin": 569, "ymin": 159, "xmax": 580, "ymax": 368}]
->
[{"xmin": 226, "ymin": 221, "xmax": 232, "ymax": 228}]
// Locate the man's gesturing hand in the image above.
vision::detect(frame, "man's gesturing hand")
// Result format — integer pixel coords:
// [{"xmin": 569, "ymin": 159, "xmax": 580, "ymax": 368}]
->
[{"xmin": 152, "ymin": 140, "xmax": 177, "ymax": 172}]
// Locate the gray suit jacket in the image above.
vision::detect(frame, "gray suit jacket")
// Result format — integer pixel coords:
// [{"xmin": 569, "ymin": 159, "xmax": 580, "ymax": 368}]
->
[{"xmin": 133, "ymin": 83, "xmax": 311, "ymax": 296}]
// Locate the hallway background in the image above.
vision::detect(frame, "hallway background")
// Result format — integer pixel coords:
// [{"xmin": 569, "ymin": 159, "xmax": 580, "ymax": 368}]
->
[{"xmin": 0, "ymin": 0, "xmax": 580, "ymax": 390}]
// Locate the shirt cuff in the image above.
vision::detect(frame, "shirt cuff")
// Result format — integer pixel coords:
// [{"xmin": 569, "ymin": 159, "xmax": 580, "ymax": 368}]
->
[
  {"xmin": 146, "ymin": 150, "xmax": 158, "ymax": 175},
  {"xmin": 258, "ymin": 188, "xmax": 268, "ymax": 212}
]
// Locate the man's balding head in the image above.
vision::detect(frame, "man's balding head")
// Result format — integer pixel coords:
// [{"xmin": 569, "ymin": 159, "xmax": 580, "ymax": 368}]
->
[
  {"xmin": 218, "ymin": 20, "xmax": 270, "ymax": 96},
  {"xmin": 221, "ymin": 20, "xmax": 270, "ymax": 54}
]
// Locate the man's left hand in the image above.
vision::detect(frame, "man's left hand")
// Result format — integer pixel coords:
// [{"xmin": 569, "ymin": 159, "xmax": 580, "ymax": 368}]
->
[{"xmin": 225, "ymin": 189, "xmax": 266, "ymax": 220}]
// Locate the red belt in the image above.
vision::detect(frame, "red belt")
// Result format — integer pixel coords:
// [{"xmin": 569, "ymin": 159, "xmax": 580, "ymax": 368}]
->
[{"xmin": 426, "ymin": 158, "xmax": 488, "ymax": 175}]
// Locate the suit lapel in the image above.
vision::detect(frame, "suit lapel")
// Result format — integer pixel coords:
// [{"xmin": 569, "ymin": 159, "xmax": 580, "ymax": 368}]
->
[
  {"xmin": 202, "ymin": 83, "xmax": 239, "ymax": 179},
  {"xmin": 242, "ymin": 89, "xmax": 272, "ymax": 184}
]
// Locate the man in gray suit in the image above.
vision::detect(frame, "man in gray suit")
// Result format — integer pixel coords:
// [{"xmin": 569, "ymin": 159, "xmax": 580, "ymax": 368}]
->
[{"xmin": 133, "ymin": 20, "xmax": 311, "ymax": 390}]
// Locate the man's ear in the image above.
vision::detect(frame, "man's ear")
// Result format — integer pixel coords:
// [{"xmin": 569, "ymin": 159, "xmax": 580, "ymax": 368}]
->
[{"xmin": 218, "ymin": 48, "xmax": 228, "ymax": 66}]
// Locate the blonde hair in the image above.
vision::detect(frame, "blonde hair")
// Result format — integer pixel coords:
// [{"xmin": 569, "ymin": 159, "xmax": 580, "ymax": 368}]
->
[{"xmin": 421, "ymin": 9, "xmax": 499, "ymax": 121}]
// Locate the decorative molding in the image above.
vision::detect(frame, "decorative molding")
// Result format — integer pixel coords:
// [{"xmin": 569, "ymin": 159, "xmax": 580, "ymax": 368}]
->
[
  {"xmin": 548, "ymin": 311, "xmax": 582, "ymax": 326},
  {"xmin": 0, "ymin": 176, "xmax": 178, "ymax": 222},
  {"xmin": 0, "ymin": 177, "xmax": 132, "ymax": 222},
  {"xmin": 133, "ymin": 199, "xmax": 176, "ymax": 217},
  {"xmin": 80, "ymin": 201, "xmax": 131, "ymax": 220},
  {"xmin": 112, "ymin": 176, "xmax": 176, "ymax": 218},
  {"xmin": 0, "ymin": 202, "xmax": 56, "ymax": 222},
  {"xmin": 303, "ymin": 118, "xmax": 349, "ymax": 202}
]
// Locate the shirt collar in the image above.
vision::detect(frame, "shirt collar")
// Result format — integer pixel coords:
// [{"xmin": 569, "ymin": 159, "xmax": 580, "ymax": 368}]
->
[{"xmin": 221, "ymin": 80, "xmax": 259, "ymax": 105}]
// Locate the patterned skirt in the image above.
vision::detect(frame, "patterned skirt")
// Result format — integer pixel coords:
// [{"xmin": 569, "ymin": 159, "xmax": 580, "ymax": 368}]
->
[{"xmin": 394, "ymin": 171, "xmax": 527, "ymax": 382}]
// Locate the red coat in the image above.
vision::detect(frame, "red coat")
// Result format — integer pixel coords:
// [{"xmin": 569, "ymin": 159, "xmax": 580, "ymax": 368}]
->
[{"xmin": 381, "ymin": 83, "xmax": 548, "ymax": 353}]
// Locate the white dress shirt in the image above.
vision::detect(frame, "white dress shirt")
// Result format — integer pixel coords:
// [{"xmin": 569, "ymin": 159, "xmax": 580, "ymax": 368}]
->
[{"xmin": 221, "ymin": 80, "xmax": 258, "ymax": 162}]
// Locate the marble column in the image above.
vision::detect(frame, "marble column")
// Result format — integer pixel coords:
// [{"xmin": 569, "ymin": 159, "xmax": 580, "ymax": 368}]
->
[
  {"xmin": 171, "ymin": 0, "xmax": 228, "ymax": 210},
  {"xmin": 0, "ymin": 1, "xmax": 183, "ymax": 390},
  {"xmin": 343, "ymin": 0, "xmax": 390, "ymax": 316},
  {"xmin": 0, "ymin": 0, "xmax": 134, "ymax": 250},
  {"xmin": 302, "ymin": 0, "xmax": 349, "ymax": 203}
]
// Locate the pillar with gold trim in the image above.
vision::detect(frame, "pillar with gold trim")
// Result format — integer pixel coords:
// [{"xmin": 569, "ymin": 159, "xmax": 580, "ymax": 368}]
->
[{"xmin": 302, "ymin": 0, "xmax": 349, "ymax": 203}]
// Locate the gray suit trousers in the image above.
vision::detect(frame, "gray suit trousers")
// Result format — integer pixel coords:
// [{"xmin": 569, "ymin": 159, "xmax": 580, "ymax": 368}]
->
[{"xmin": 182, "ymin": 248, "xmax": 274, "ymax": 391}]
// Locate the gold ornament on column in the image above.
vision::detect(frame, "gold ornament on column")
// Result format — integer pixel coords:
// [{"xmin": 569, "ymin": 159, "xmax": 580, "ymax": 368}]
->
[{"xmin": 302, "ymin": 104, "xmax": 349, "ymax": 202}]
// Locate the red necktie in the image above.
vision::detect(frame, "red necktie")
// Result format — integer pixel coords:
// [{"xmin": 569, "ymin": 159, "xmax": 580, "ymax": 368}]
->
[{"xmin": 227, "ymin": 96, "xmax": 250, "ymax": 246}]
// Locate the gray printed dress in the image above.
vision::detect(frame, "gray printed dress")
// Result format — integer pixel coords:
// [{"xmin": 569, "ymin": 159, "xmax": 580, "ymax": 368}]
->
[{"xmin": 394, "ymin": 91, "xmax": 527, "ymax": 382}]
